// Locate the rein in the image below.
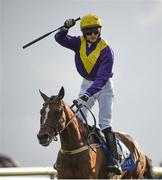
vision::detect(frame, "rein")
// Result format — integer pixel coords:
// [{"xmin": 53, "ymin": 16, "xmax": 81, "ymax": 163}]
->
[
  {"xmin": 71, "ymin": 100, "xmax": 97, "ymax": 133},
  {"xmin": 71, "ymin": 101, "xmax": 98, "ymax": 149},
  {"xmin": 59, "ymin": 101, "xmax": 99, "ymax": 154},
  {"xmin": 59, "ymin": 100, "xmax": 97, "ymax": 136},
  {"xmin": 58, "ymin": 105, "xmax": 80, "ymax": 134}
]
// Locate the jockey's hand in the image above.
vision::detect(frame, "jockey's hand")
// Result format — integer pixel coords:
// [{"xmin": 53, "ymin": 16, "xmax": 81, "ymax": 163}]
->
[
  {"xmin": 64, "ymin": 19, "xmax": 76, "ymax": 29},
  {"xmin": 76, "ymin": 94, "xmax": 90, "ymax": 107}
]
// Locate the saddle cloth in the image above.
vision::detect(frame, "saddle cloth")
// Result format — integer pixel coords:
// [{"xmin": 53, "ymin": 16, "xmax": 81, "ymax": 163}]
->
[
  {"xmin": 117, "ymin": 138, "xmax": 136, "ymax": 171},
  {"xmin": 81, "ymin": 124, "xmax": 136, "ymax": 171},
  {"xmin": 101, "ymin": 138, "xmax": 136, "ymax": 171}
]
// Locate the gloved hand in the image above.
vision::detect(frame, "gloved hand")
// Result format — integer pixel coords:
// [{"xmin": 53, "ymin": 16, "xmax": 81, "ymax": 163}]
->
[
  {"xmin": 64, "ymin": 19, "xmax": 76, "ymax": 29},
  {"xmin": 76, "ymin": 93, "xmax": 90, "ymax": 107}
]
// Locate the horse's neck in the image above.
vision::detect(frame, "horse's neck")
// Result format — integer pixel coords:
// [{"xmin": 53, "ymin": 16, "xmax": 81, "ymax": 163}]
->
[{"xmin": 60, "ymin": 102, "xmax": 87, "ymax": 150}]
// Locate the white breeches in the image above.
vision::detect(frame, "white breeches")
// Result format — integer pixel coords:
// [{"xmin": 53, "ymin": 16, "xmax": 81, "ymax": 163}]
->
[{"xmin": 77, "ymin": 78, "xmax": 114, "ymax": 130}]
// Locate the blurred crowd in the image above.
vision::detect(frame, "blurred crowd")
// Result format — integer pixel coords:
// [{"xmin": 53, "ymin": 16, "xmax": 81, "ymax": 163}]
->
[{"xmin": 0, "ymin": 154, "xmax": 19, "ymax": 167}]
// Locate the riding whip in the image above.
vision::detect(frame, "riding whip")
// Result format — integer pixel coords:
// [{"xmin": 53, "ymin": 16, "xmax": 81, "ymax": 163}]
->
[{"xmin": 22, "ymin": 17, "xmax": 81, "ymax": 49}]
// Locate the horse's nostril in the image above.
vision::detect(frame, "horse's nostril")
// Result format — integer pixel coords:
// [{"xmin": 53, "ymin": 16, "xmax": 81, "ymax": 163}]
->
[
  {"xmin": 37, "ymin": 133, "xmax": 49, "ymax": 140},
  {"xmin": 43, "ymin": 134, "xmax": 49, "ymax": 139}
]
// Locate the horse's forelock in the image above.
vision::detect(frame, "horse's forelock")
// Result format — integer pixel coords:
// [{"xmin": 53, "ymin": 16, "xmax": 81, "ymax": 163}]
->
[{"xmin": 49, "ymin": 96, "xmax": 56, "ymax": 101}]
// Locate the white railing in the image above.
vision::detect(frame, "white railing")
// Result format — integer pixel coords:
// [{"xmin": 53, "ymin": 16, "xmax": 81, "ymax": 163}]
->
[
  {"xmin": 153, "ymin": 167, "xmax": 162, "ymax": 177},
  {"xmin": 0, "ymin": 166, "xmax": 162, "ymax": 179},
  {"xmin": 0, "ymin": 167, "xmax": 57, "ymax": 179}
]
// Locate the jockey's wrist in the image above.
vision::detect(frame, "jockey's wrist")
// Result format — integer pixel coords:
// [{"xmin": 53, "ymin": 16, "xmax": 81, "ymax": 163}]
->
[
  {"xmin": 63, "ymin": 27, "xmax": 69, "ymax": 32},
  {"xmin": 80, "ymin": 93, "xmax": 89, "ymax": 102}
]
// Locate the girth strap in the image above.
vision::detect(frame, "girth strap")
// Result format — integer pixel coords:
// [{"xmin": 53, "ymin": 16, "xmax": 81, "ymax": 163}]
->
[{"xmin": 60, "ymin": 143, "xmax": 100, "ymax": 155}]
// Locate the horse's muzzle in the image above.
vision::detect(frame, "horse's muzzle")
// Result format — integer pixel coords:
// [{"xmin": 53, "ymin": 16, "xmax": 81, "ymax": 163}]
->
[{"xmin": 37, "ymin": 133, "xmax": 51, "ymax": 146}]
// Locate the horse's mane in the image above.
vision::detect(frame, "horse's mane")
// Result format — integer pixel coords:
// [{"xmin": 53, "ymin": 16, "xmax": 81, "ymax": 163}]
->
[{"xmin": 63, "ymin": 100, "xmax": 89, "ymax": 138}]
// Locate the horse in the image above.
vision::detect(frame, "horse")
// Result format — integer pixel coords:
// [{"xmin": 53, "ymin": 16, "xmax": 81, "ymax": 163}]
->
[{"xmin": 37, "ymin": 87, "xmax": 153, "ymax": 179}]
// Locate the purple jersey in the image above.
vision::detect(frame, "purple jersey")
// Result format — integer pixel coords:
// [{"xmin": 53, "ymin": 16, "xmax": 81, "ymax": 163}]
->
[{"xmin": 55, "ymin": 28, "xmax": 114, "ymax": 96}]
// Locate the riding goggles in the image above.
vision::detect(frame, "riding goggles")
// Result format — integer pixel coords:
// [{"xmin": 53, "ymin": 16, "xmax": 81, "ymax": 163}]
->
[{"xmin": 82, "ymin": 28, "xmax": 101, "ymax": 36}]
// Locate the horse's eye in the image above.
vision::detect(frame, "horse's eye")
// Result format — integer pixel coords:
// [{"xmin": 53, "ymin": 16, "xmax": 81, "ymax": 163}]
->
[
  {"xmin": 55, "ymin": 110, "xmax": 62, "ymax": 116},
  {"xmin": 55, "ymin": 111, "xmax": 60, "ymax": 116}
]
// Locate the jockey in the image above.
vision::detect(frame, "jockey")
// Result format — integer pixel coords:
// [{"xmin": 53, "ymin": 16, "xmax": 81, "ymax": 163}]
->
[{"xmin": 55, "ymin": 13, "xmax": 122, "ymax": 175}]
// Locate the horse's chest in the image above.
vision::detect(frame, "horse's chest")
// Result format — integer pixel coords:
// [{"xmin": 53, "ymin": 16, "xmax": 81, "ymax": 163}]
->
[{"xmin": 57, "ymin": 151, "xmax": 97, "ymax": 178}]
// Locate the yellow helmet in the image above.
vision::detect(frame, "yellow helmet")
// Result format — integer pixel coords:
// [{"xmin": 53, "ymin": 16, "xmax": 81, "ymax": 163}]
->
[{"xmin": 80, "ymin": 14, "xmax": 102, "ymax": 30}]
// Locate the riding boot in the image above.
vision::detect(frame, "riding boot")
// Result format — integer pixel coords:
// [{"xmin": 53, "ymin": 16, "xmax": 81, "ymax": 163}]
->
[{"xmin": 102, "ymin": 127, "xmax": 122, "ymax": 175}]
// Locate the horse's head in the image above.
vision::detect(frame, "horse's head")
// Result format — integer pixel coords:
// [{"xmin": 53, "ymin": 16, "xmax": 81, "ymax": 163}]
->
[{"xmin": 37, "ymin": 87, "xmax": 66, "ymax": 146}]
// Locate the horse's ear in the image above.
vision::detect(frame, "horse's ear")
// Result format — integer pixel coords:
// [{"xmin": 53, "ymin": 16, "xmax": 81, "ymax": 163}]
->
[
  {"xmin": 39, "ymin": 90, "xmax": 49, "ymax": 102},
  {"xmin": 57, "ymin": 86, "xmax": 65, "ymax": 100}
]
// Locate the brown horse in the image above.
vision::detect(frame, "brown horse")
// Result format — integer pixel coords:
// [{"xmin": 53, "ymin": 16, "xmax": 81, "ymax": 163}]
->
[{"xmin": 37, "ymin": 87, "xmax": 153, "ymax": 179}]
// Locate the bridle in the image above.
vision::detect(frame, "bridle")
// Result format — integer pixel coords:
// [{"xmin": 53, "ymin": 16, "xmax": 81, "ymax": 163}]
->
[
  {"xmin": 40, "ymin": 99, "xmax": 97, "ymax": 143},
  {"xmin": 40, "ymin": 100, "xmax": 78, "ymax": 141},
  {"xmin": 40, "ymin": 100, "xmax": 65, "ymax": 141}
]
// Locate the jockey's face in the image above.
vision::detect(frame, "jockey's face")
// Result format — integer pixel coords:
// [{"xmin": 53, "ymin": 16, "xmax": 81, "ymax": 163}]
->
[
  {"xmin": 82, "ymin": 27, "xmax": 101, "ymax": 43},
  {"xmin": 85, "ymin": 33, "xmax": 99, "ymax": 43}
]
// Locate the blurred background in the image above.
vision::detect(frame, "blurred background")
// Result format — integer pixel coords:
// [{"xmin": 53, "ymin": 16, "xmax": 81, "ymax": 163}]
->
[{"xmin": 0, "ymin": 0, "xmax": 162, "ymax": 167}]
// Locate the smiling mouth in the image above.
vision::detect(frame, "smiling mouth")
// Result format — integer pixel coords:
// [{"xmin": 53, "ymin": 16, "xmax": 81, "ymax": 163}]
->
[{"xmin": 89, "ymin": 37, "xmax": 97, "ymax": 42}]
